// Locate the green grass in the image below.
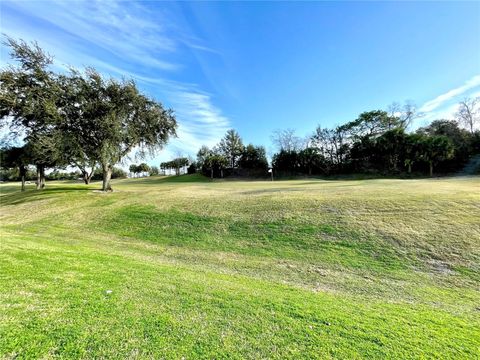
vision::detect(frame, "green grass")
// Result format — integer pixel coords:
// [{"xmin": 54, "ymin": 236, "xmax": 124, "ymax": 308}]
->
[{"xmin": 1, "ymin": 175, "xmax": 479, "ymax": 359}]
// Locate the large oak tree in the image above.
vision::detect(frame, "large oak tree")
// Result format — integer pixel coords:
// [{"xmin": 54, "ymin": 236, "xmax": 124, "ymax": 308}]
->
[{"xmin": 59, "ymin": 69, "xmax": 177, "ymax": 191}]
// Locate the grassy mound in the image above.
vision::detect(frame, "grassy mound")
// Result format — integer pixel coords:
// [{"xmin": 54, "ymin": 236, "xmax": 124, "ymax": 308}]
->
[{"xmin": 1, "ymin": 177, "xmax": 479, "ymax": 358}]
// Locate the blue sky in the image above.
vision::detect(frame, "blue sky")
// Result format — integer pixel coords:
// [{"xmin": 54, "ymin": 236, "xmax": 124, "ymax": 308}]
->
[{"xmin": 1, "ymin": 1, "xmax": 479, "ymax": 165}]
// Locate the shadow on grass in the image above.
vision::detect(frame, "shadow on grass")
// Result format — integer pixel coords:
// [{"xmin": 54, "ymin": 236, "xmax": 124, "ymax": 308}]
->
[
  {"xmin": 119, "ymin": 174, "xmax": 211, "ymax": 186},
  {"xmin": 131, "ymin": 173, "xmax": 462, "ymax": 185},
  {"xmin": 0, "ymin": 186, "xmax": 93, "ymax": 206}
]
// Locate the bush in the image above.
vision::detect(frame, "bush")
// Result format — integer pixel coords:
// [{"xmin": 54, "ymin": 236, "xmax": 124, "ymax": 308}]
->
[{"xmin": 92, "ymin": 167, "xmax": 127, "ymax": 180}]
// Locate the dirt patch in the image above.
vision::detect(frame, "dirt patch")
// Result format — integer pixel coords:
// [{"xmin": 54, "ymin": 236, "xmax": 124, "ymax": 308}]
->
[{"xmin": 427, "ymin": 259, "xmax": 456, "ymax": 275}]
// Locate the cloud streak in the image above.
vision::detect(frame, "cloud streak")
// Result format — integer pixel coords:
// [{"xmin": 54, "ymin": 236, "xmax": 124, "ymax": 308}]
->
[
  {"xmin": 5, "ymin": 0, "xmax": 179, "ymax": 71},
  {"xmin": 420, "ymin": 75, "xmax": 480, "ymax": 112}
]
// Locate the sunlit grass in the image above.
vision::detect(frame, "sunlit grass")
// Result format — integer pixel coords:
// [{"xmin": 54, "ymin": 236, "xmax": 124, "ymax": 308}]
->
[{"xmin": 1, "ymin": 175, "xmax": 479, "ymax": 358}]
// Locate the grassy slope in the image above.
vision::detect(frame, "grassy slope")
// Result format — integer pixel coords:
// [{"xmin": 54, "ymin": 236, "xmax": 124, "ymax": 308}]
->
[{"xmin": 1, "ymin": 175, "xmax": 479, "ymax": 359}]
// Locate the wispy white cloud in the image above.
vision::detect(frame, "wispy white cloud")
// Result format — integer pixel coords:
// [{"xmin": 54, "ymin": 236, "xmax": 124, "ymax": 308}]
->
[
  {"xmin": 4, "ymin": 0, "xmax": 179, "ymax": 71},
  {"xmin": 170, "ymin": 91, "xmax": 230, "ymax": 151},
  {"xmin": 419, "ymin": 75, "xmax": 480, "ymax": 112},
  {"xmin": 413, "ymin": 75, "xmax": 480, "ymax": 129},
  {"xmin": 418, "ymin": 103, "xmax": 459, "ymax": 128}
]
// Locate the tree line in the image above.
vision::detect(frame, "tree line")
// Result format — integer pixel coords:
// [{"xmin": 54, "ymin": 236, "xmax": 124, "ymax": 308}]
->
[
  {"xmin": 178, "ymin": 101, "xmax": 479, "ymax": 179},
  {"xmin": 0, "ymin": 37, "xmax": 177, "ymax": 191},
  {"xmin": 193, "ymin": 129, "xmax": 268, "ymax": 178},
  {"xmin": 271, "ymin": 107, "xmax": 479, "ymax": 177},
  {"xmin": 2, "ymin": 37, "xmax": 479, "ymax": 187}
]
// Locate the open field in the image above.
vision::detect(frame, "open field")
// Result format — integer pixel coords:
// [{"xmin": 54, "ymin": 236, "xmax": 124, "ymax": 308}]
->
[{"xmin": 1, "ymin": 175, "xmax": 479, "ymax": 359}]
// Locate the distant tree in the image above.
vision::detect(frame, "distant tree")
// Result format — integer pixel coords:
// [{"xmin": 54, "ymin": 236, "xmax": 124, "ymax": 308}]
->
[
  {"xmin": 218, "ymin": 129, "xmax": 244, "ymax": 168},
  {"xmin": 196, "ymin": 145, "xmax": 211, "ymax": 169},
  {"xmin": 456, "ymin": 97, "xmax": 479, "ymax": 133},
  {"xmin": 238, "ymin": 144, "xmax": 268, "ymax": 171},
  {"xmin": 311, "ymin": 126, "xmax": 349, "ymax": 171},
  {"xmin": 150, "ymin": 166, "xmax": 159, "ymax": 176},
  {"xmin": 417, "ymin": 119, "xmax": 472, "ymax": 170},
  {"xmin": 129, "ymin": 164, "xmax": 139, "ymax": 177},
  {"xmin": 271, "ymin": 128, "xmax": 303, "ymax": 152},
  {"xmin": 187, "ymin": 163, "xmax": 196, "ymax": 174},
  {"xmin": 0, "ymin": 146, "xmax": 30, "ymax": 191},
  {"xmin": 419, "ymin": 135, "xmax": 454, "ymax": 177},
  {"xmin": 403, "ymin": 133, "xmax": 424, "ymax": 174},
  {"xmin": 160, "ymin": 158, "xmax": 188, "ymax": 176},
  {"xmin": 172, "ymin": 157, "xmax": 188, "ymax": 175},
  {"xmin": 387, "ymin": 101, "xmax": 422, "ymax": 130},
  {"xmin": 111, "ymin": 167, "xmax": 128, "ymax": 179},
  {"xmin": 92, "ymin": 166, "xmax": 127, "ymax": 180},
  {"xmin": 298, "ymin": 147, "xmax": 324, "ymax": 175},
  {"xmin": 375, "ymin": 128, "xmax": 407, "ymax": 172},
  {"xmin": 272, "ymin": 150, "xmax": 300, "ymax": 175},
  {"xmin": 159, "ymin": 162, "xmax": 166, "ymax": 175},
  {"xmin": 348, "ymin": 136, "xmax": 377, "ymax": 172},
  {"xmin": 138, "ymin": 163, "xmax": 150, "ymax": 177},
  {"xmin": 161, "ymin": 161, "xmax": 171, "ymax": 175},
  {"xmin": 343, "ymin": 110, "xmax": 402, "ymax": 139},
  {"xmin": 204, "ymin": 154, "xmax": 228, "ymax": 179}
]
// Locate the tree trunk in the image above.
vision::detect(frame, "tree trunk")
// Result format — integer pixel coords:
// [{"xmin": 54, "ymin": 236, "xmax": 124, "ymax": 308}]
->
[
  {"xmin": 82, "ymin": 170, "xmax": 93, "ymax": 185},
  {"xmin": 221, "ymin": 169, "xmax": 224, "ymax": 178},
  {"xmin": 20, "ymin": 165, "xmax": 26, "ymax": 192},
  {"xmin": 408, "ymin": 163, "xmax": 412, "ymax": 174},
  {"xmin": 429, "ymin": 162, "xmax": 433, "ymax": 177},
  {"xmin": 102, "ymin": 164, "xmax": 113, "ymax": 192},
  {"xmin": 36, "ymin": 164, "xmax": 45, "ymax": 190},
  {"xmin": 392, "ymin": 155, "xmax": 398, "ymax": 172},
  {"xmin": 210, "ymin": 168, "xmax": 213, "ymax": 179}
]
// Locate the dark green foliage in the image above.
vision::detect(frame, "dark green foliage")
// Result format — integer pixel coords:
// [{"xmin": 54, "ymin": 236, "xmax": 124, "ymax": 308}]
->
[
  {"xmin": 419, "ymin": 135, "xmax": 454, "ymax": 177},
  {"xmin": 129, "ymin": 164, "xmax": 139, "ymax": 176},
  {"xmin": 0, "ymin": 146, "xmax": 31, "ymax": 189},
  {"xmin": 138, "ymin": 163, "xmax": 150, "ymax": 174},
  {"xmin": 298, "ymin": 147, "xmax": 326, "ymax": 175},
  {"xmin": 129, "ymin": 163, "xmax": 150, "ymax": 177},
  {"xmin": 403, "ymin": 133, "xmax": 424, "ymax": 174},
  {"xmin": 91, "ymin": 166, "xmax": 127, "ymax": 180},
  {"xmin": 272, "ymin": 114, "xmax": 478, "ymax": 177},
  {"xmin": 272, "ymin": 150, "xmax": 300, "ymax": 175},
  {"xmin": 417, "ymin": 120, "xmax": 473, "ymax": 172},
  {"xmin": 187, "ymin": 163, "xmax": 196, "ymax": 174},
  {"xmin": 46, "ymin": 170, "xmax": 81, "ymax": 181},
  {"xmin": 0, "ymin": 167, "xmax": 36, "ymax": 182},
  {"xmin": 238, "ymin": 144, "xmax": 268, "ymax": 172}
]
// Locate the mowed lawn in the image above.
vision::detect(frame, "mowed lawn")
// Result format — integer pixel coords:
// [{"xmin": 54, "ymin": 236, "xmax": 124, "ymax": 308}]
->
[{"xmin": 1, "ymin": 175, "xmax": 479, "ymax": 359}]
